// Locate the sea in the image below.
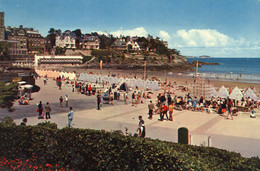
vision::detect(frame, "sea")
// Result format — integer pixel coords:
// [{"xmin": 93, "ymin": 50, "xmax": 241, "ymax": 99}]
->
[{"xmin": 185, "ymin": 57, "xmax": 260, "ymax": 84}]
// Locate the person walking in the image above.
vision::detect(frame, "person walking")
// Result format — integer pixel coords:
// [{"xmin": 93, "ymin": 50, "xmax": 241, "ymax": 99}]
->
[
  {"xmin": 139, "ymin": 120, "xmax": 146, "ymax": 138},
  {"xmin": 148, "ymin": 100, "xmax": 155, "ymax": 119},
  {"xmin": 59, "ymin": 96, "xmax": 63, "ymax": 108},
  {"xmin": 97, "ymin": 94, "xmax": 101, "ymax": 110},
  {"xmin": 37, "ymin": 101, "xmax": 44, "ymax": 119},
  {"xmin": 45, "ymin": 102, "xmax": 51, "ymax": 119},
  {"xmin": 132, "ymin": 91, "xmax": 136, "ymax": 106},
  {"xmin": 136, "ymin": 116, "xmax": 144, "ymax": 136},
  {"xmin": 124, "ymin": 92, "xmax": 128, "ymax": 104},
  {"xmin": 65, "ymin": 94, "xmax": 69, "ymax": 107},
  {"xmin": 160, "ymin": 103, "xmax": 168, "ymax": 121},
  {"xmin": 68, "ymin": 107, "xmax": 74, "ymax": 128},
  {"xmin": 168, "ymin": 102, "xmax": 173, "ymax": 121}
]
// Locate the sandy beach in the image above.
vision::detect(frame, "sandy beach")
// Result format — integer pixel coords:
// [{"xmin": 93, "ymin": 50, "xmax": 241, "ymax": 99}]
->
[{"xmin": 62, "ymin": 67, "xmax": 260, "ymax": 94}]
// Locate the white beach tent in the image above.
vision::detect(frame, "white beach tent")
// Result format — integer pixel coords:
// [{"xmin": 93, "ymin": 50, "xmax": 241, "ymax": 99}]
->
[
  {"xmin": 150, "ymin": 81, "xmax": 160, "ymax": 91},
  {"xmin": 244, "ymin": 88, "xmax": 257, "ymax": 100},
  {"xmin": 229, "ymin": 87, "xmax": 243, "ymax": 101},
  {"xmin": 217, "ymin": 86, "xmax": 229, "ymax": 98},
  {"xmin": 78, "ymin": 73, "xmax": 85, "ymax": 80},
  {"xmin": 209, "ymin": 87, "xmax": 218, "ymax": 98}
]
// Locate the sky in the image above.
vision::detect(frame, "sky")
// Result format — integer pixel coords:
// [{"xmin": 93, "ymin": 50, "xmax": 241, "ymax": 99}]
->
[{"xmin": 0, "ymin": 0, "xmax": 260, "ymax": 57}]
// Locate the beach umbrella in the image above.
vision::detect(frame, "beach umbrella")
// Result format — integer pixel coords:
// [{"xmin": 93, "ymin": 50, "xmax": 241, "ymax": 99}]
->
[
  {"xmin": 217, "ymin": 86, "xmax": 229, "ymax": 98},
  {"xmin": 244, "ymin": 88, "xmax": 257, "ymax": 100},
  {"xmin": 229, "ymin": 87, "xmax": 243, "ymax": 101}
]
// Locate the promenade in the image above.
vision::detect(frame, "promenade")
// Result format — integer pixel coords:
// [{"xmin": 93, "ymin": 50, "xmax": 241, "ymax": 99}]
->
[{"xmin": 2, "ymin": 78, "xmax": 260, "ymax": 158}]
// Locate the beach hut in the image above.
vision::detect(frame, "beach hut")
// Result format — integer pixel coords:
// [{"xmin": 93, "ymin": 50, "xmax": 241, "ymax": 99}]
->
[
  {"xmin": 244, "ymin": 88, "xmax": 257, "ymax": 100},
  {"xmin": 229, "ymin": 87, "xmax": 243, "ymax": 101},
  {"xmin": 217, "ymin": 86, "xmax": 229, "ymax": 98}
]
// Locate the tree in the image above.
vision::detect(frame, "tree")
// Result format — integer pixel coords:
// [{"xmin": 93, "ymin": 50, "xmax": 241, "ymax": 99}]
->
[
  {"xmin": 55, "ymin": 47, "xmax": 66, "ymax": 55},
  {"xmin": 47, "ymin": 28, "xmax": 60, "ymax": 48},
  {"xmin": 0, "ymin": 82, "xmax": 18, "ymax": 111},
  {"xmin": 0, "ymin": 41, "xmax": 10, "ymax": 61},
  {"xmin": 72, "ymin": 29, "xmax": 82, "ymax": 48},
  {"xmin": 98, "ymin": 34, "xmax": 115, "ymax": 49}
]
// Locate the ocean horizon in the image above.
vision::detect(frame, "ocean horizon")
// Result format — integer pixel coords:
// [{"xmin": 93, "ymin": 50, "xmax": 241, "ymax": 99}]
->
[{"xmin": 186, "ymin": 57, "xmax": 260, "ymax": 84}]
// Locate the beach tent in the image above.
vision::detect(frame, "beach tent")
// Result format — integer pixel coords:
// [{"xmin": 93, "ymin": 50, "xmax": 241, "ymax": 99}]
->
[
  {"xmin": 244, "ymin": 88, "xmax": 257, "ymax": 100},
  {"xmin": 217, "ymin": 86, "xmax": 229, "ymax": 98},
  {"xmin": 209, "ymin": 87, "xmax": 218, "ymax": 97},
  {"xmin": 229, "ymin": 87, "xmax": 243, "ymax": 101},
  {"xmin": 119, "ymin": 82, "xmax": 130, "ymax": 91},
  {"xmin": 150, "ymin": 81, "xmax": 160, "ymax": 91},
  {"xmin": 257, "ymin": 96, "xmax": 260, "ymax": 102}
]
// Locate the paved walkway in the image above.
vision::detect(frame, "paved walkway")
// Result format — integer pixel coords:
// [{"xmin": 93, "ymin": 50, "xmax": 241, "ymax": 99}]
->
[{"xmin": 2, "ymin": 78, "xmax": 260, "ymax": 158}]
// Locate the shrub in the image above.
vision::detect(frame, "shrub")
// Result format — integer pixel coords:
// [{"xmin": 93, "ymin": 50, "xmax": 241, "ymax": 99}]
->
[
  {"xmin": 37, "ymin": 121, "xmax": 58, "ymax": 129},
  {"xmin": 0, "ymin": 123, "xmax": 260, "ymax": 170}
]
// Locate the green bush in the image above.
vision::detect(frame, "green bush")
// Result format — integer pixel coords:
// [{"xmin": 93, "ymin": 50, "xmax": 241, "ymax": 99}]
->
[
  {"xmin": 37, "ymin": 121, "xmax": 58, "ymax": 129},
  {"xmin": 0, "ymin": 124, "xmax": 260, "ymax": 170}
]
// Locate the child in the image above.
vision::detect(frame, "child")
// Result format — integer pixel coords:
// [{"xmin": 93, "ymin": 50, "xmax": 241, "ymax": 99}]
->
[{"xmin": 250, "ymin": 107, "xmax": 256, "ymax": 118}]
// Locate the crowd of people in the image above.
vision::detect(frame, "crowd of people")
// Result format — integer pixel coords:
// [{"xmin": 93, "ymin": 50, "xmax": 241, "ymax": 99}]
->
[{"xmin": 145, "ymin": 91, "xmax": 259, "ymax": 121}]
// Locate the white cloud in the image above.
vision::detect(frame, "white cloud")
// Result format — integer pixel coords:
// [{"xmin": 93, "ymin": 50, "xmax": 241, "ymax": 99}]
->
[
  {"xmin": 168, "ymin": 29, "xmax": 259, "ymax": 57},
  {"xmin": 94, "ymin": 31, "xmax": 109, "ymax": 36},
  {"xmin": 110, "ymin": 27, "xmax": 148, "ymax": 37},
  {"xmin": 175, "ymin": 29, "xmax": 234, "ymax": 47},
  {"xmin": 159, "ymin": 30, "xmax": 171, "ymax": 41}
]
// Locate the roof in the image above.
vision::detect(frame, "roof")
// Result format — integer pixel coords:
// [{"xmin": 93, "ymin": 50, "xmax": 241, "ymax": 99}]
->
[
  {"xmin": 112, "ymin": 39, "xmax": 126, "ymax": 46},
  {"xmin": 82, "ymin": 35, "xmax": 100, "ymax": 42},
  {"xmin": 57, "ymin": 31, "xmax": 76, "ymax": 40}
]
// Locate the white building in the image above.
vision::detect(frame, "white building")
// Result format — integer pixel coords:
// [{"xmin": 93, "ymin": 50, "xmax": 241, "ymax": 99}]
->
[
  {"xmin": 34, "ymin": 55, "xmax": 83, "ymax": 68},
  {"xmin": 55, "ymin": 31, "xmax": 76, "ymax": 49},
  {"xmin": 126, "ymin": 41, "xmax": 141, "ymax": 51}
]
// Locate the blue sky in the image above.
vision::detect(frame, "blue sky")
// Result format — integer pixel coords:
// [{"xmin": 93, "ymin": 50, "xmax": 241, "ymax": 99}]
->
[{"xmin": 0, "ymin": 0, "xmax": 260, "ymax": 57}]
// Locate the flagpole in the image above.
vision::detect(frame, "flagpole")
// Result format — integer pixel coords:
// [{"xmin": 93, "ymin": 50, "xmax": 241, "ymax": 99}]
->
[{"xmin": 144, "ymin": 61, "xmax": 146, "ymax": 79}]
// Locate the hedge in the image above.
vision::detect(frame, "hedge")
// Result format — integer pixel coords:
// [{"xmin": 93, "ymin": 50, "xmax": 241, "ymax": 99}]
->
[{"xmin": 0, "ymin": 121, "xmax": 260, "ymax": 170}]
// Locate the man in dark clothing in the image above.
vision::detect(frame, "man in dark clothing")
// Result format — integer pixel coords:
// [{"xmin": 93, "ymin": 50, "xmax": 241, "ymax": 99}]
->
[
  {"xmin": 20, "ymin": 118, "xmax": 27, "ymax": 125},
  {"xmin": 114, "ymin": 91, "xmax": 117, "ymax": 101},
  {"xmin": 97, "ymin": 94, "xmax": 101, "ymax": 110},
  {"xmin": 167, "ymin": 94, "xmax": 172, "ymax": 106},
  {"xmin": 159, "ymin": 94, "xmax": 166, "ymax": 103},
  {"xmin": 38, "ymin": 101, "xmax": 44, "ymax": 119}
]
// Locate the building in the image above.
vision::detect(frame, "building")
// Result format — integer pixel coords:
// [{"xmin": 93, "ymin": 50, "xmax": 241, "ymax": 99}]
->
[
  {"xmin": 81, "ymin": 35, "xmax": 100, "ymax": 49},
  {"xmin": 111, "ymin": 38, "xmax": 127, "ymax": 50},
  {"xmin": 0, "ymin": 12, "xmax": 4, "ymax": 40},
  {"xmin": 55, "ymin": 31, "xmax": 76, "ymax": 49},
  {"xmin": 5, "ymin": 25, "xmax": 46, "ymax": 61},
  {"xmin": 126, "ymin": 41, "xmax": 141, "ymax": 51},
  {"xmin": 5, "ymin": 26, "xmax": 29, "ymax": 61},
  {"xmin": 26, "ymin": 30, "xmax": 45, "ymax": 53},
  {"xmin": 35, "ymin": 55, "xmax": 83, "ymax": 68}
]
